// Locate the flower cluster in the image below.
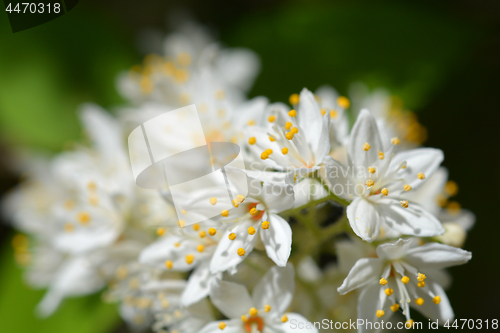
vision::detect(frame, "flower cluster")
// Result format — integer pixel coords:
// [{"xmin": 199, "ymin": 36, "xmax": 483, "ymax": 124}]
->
[{"xmin": 3, "ymin": 21, "xmax": 473, "ymax": 333}]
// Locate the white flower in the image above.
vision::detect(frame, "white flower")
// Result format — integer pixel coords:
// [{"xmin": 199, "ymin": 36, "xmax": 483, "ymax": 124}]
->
[
  {"xmin": 338, "ymin": 238, "xmax": 471, "ymax": 332},
  {"xmin": 200, "ymin": 265, "xmax": 318, "ymax": 333},
  {"xmin": 324, "ymin": 109, "xmax": 445, "ymax": 242}
]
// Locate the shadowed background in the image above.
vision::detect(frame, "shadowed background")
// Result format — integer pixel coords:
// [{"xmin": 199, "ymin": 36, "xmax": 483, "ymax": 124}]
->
[{"xmin": 0, "ymin": 0, "xmax": 498, "ymax": 332}]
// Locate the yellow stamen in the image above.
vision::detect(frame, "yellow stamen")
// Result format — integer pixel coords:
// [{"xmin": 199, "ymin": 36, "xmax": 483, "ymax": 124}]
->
[
  {"xmin": 208, "ymin": 228, "xmax": 217, "ymax": 236},
  {"xmin": 178, "ymin": 219, "xmax": 185, "ymax": 228},
  {"xmin": 390, "ymin": 303, "xmax": 400, "ymax": 312},
  {"xmin": 264, "ymin": 305, "xmax": 271, "ymax": 312},
  {"xmin": 218, "ymin": 322, "xmax": 226, "ymax": 330},
  {"xmin": 249, "ymin": 307, "xmax": 258, "ymax": 317},
  {"xmin": 241, "ymin": 315, "xmax": 248, "ymax": 322},
  {"xmin": 281, "ymin": 315, "xmax": 288, "ymax": 323},
  {"xmin": 385, "ymin": 288, "xmax": 394, "ymax": 296},
  {"xmin": 248, "ymin": 137, "xmax": 256, "ymax": 145},
  {"xmin": 376, "ymin": 310, "xmax": 385, "ymax": 318},
  {"xmin": 415, "ymin": 297, "xmax": 424, "ymax": 306},
  {"xmin": 87, "ymin": 181, "xmax": 97, "ymax": 191},
  {"xmin": 285, "ymin": 132, "xmax": 294, "ymax": 140},
  {"xmin": 261, "ymin": 221, "xmax": 270, "ymax": 229},
  {"xmin": 400, "ymin": 200, "xmax": 409, "ymax": 208},
  {"xmin": 391, "ymin": 137, "xmax": 400, "ymax": 145},
  {"xmin": 330, "ymin": 110, "xmax": 338, "ymax": 118},
  {"xmin": 249, "ymin": 207, "xmax": 258, "ymax": 216},
  {"xmin": 269, "ymin": 136, "xmax": 276, "ymax": 142},
  {"xmin": 77, "ymin": 212, "xmax": 91, "ymax": 225},
  {"xmin": 362, "ymin": 142, "xmax": 371, "ymax": 151},
  {"xmin": 289, "ymin": 94, "xmax": 299, "ymax": 105},
  {"xmin": 365, "ymin": 179, "xmax": 374, "ymax": 188},
  {"xmin": 288, "ymin": 109, "xmax": 297, "ymax": 117},
  {"xmin": 445, "ymin": 181, "xmax": 458, "ymax": 196},
  {"xmin": 417, "ymin": 172, "xmax": 425, "ymax": 180},
  {"xmin": 401, "ymin": 276, "xmax": 410, "ymax": 284},
  {"xmin": 337, "ymin": 96, "xmax": 350, "ymax": 108},
  {"xmin": 404, "ymin": 184, "xmax": 412, "ymax": 191},
  {"xmin": 193, "ymin": 224, "xmax": 200, "ymax": 231},
  {"xmin": 406, "ymin": 320, "xmax": 414, "ymax": 329},
  {"xmin": 433, "ymin": 296, "xmax": 441, "ymax": 304},
  {"xmin": 291, "ymin": 127, "xmax": 298, "ymax": 134},
  {"xmin": 215, "ymin": 90, "xmax": 225, "ymax": 100},
  {"xmin": 381, "ymin": 188, "xmax": 389, "ymax": 196},
  {"xmin": 64, "ymin": 223, "xmax": 74, "ymax": 233},
  {"xmin": 247, "ymin": 227, "xmax": 256, "ymax": 235},
  {"xmin": 261, "ymin": 152, "xmax": 269, "ymax": 160},
  {"xmin": 417, "ymin": 273, "xmax": 426, "ymax": 282},
  {"xmin": 197, "ymin": 244, "xmax": 205, "ymax": 252},
  {"xmin": 247, "ymin": 119, "xmax": 255, "ymax": 126},
  {"xmin": 378, "ymin": 150, "xmax": 384, "ymax": 160},
  {"xmin": 199, "ymin": 231, "xmax": 206, "ymax": 238},
  {"xmin": 210, "ymin": 197, "xmax": 217, "ymax": 205},
  {"xmin": 321, "ymin": 108, "xmax": 326, "ymax": 116},
  {"xmin": 185, "ymin": 254, "xmax": 194, "ymax": 265},
  {"xmin": 417, "ymin": 281, "xmax": 426, "ymax": 288},
  {"xmin": 157, "ymin": 228, "xmax": 165, "ymax": 236},
  {"xmin": 268, "ymin": 115, "xmax": 276, "ymax": 123},
  {"xmin": 237, "ymin": 194, "xmax": 246, "ymax": 203},
  {"xmin": 221, "ymin": 210, "xmax": 229, "ymax": 217},
  {"xmin": 281, "ymin": 147, "xmax": 289, "ymax": 155},
  {"xmin": 285, "ymin": 121, "xmax": 293, "ymax": 130},
  {"xmin": 237, "ymin": 248, "xmax": 245, "ymax": 256},
  {"xmin": 175, "ymin": 242, "xmax": 181, "ymax": 247},
  {"xmin": 265, "ymin": 148, "xmax": 273, "ymax": 155},
  {"xmin": 233, "ymin": 199, "xmax": 240, "ymax": 208},
  {"xmin": 379, "ymin": 278, "xmax": 388, "ymax": 286},
  {"xmin": 229, "ymin": 233, "xmax": 236, "ymax": 241},
  {"xmin": 368, "ymin": 167, "xmax": 376, "ymax": 174},
  {"xmin": 165, "ymin": 260, "xmax": 173, "ymax": 269}
]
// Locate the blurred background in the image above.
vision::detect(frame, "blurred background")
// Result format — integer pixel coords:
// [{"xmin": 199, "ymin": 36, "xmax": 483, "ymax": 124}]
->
[{"xmin": 0, "ymin": 0, "xmax": 499, "ymax": 332}]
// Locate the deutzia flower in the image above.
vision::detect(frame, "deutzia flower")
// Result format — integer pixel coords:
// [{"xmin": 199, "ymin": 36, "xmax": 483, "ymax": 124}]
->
[
  {"xmin": 338, "ymin": 238, "xmax": 471, "ymax": 331},
  {"xmin": 324, "ymin": 109, "xmax": 445, "ymax": 242},
  {"xmin": 200, "ymin": 265, "xmax": 318, "ymax": 333}
]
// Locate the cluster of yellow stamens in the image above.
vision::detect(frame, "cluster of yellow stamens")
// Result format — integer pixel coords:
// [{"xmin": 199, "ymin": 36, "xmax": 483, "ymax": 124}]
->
[
  {"xmin": 260, "ymin": 148, "xmax": 273, "ymax": 160},
  {"xmin": 400, "ymin": 200, "xmax": 409, "ymax": 208},
  {"xmin": 362, "ymin": 142, "xmax": 371, "ymax": 151}
]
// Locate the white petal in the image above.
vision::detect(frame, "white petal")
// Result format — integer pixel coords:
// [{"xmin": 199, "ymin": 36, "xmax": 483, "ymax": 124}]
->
[
  {"xmin": 405, "ymin": 242, "xmax": 472, "ymax": 270},
  {"xmin": 323, "ymin": 156, "xmax": 354, "ymax": 201},
  {"xmin": 298, "ymin": 88, "xmax": 323, "ymax": 151},
  {"xmin": 348, "ymin": 109, "xmax": 383, "ymax": 167},
  {"xmin": 375, "ymin": 238, "xmax": 416, "ymax": 261},
  {"xmin": 411, "ymin": 280, "xmax": 454, "ymax": 322},
  {"xmin": 274, "ymin": 313, "xmax": 319, "ymax": 333},
  {"xmin": 314, "ymin": 113, "xmax": 331, "ymax": 163},
  {"xmin": 260, "ymin": 214, "xmax": 292, "ymax": 267},
  {"xmin": 346, "ymin": 197, "xmax": 381, "ymax": 242},
  {"xmin": 181, "ymin": 261, "xmax": 222, "ymax": 307},
  {"xmin": 357, "ymin": 286, "xmax": 392, "ymax": 333},
  {"xmin": 252, "ymin": 265, "xmax": 294, "ymax": 314},
  {"xmin": 262, "ymin": 182, "xmax": 295, "ymax": 214},
  {"xmin": 337, "ymin": 258, "xmax": 383, "ymax": 294},
  {"xmin": 209, "ymin": 279, "xmax": 253, "ymax": 319}
]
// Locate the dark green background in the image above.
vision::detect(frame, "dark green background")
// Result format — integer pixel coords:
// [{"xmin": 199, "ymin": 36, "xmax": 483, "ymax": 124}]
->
[{"xmin": 0, "ymin": 0, "xmax": 498, "ymax": 332}]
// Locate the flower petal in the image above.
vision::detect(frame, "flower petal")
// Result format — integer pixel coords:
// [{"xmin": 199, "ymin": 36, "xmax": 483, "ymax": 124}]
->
[
  {"xmin": 262, "ymin": 182, "xmax": 295, "ymax": 213},
  {"xmin": 298, "ymin": 88, "xmax": 323, "ymax": 151},
  {"xmin": 337, "ymin": 258, "xmax": 383, "ymax": 295},
  {"xmin": 405, "ymin": 242, "xmax": 472, "ymax": 270},
  {"xmin": 348, "ymin": 109, "xmax": 384, "ymax": 167},
  {"xmin": 252, "ymin": 265, "xmax": 294, "ymax": 314},
  {"xmin": 260, "ymin": 214, "xmax": 292, "ymax": 267},
  {"xmin": 323, "ymin": 156, "xmax": 354, "ymax": 201},
  {"xmin": 411, "ymin": 280, "xmax": 454, "ymax": 322},
  {"xmin": 357, "ymin": 286, "xmax": 393, "ymax": 333},
  {"xmin": 376, "ymin": 238, "xmax": 416, "ymax": 261},
  {"xmin": 199, "ymin": 318, "xmax": 242, "ymax": 333},
  {"xmin": 346, "ymin": 197, "xmax": 381, "ymax": 242},
  {"xmin": 274, "ymin": 313, "xmax": 319, "ymax": 333},
  {"xmin": 209, "ymin": 279, "xmax": 253, "ymax": 319},
  {"xmin": 181, "ymin": 261, "xmax": 222, "ymax": 307}
]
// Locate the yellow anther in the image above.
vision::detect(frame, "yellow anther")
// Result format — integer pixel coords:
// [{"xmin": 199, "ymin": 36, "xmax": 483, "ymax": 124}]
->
[
  {"xmin": 378, "ymin": 150, "xmax": 384, "ymax": 160},
  {"xmin": 178, "ymin": 219, "xmax": 185, "ymax": 228},
  {"xmin": 241, "ymin": 315, "xmax": 248, "ymax": 322},
  {"xmin": 291, "ymin": 127, "xmax": 299, "ymax": 134},
  {"xmin": 115, "ymin": 266, "xmax": 128, "ymax": 279},
  {"xmin": 237, "ymin": 194, "xmax": 246, "ymax": 203},
  {"xmin": 337, "ymin": 96, "xmax": 350, "ymax": 108},
  {"xmin": 417, "ymin": 172, "xmax": 425, "ymax": 180},
  {"xmin": 64, "ymin": 223, "xmax": 74, "ymax": 233},
  {"xmin": 218, "ymin": 322, "xmax": 226, "ymax": 330},
  {"xmin": 268, "ymin": 115, "xmax": 276, "ymax": 123},
  {"xmin": 185, "ymin": 254, "xmax": 194, "ymax": 265},
  {"xmin": 63, "ymin": 199, "xmax": 75, "ymax": 210},
  {"xmin": 248, "ymin": 227, "xmax": 256, "ymax": 235},
  {"xmin": 376, "ymin": 310, "xmax": 385, "ymax": 318},
  {"xmin": 404, "ymin": 184, "xmax": 412, "ymax": 191},
  {"xmin": 368, "ymin": 167, "xmax": 376, "ymax": 174},
  {"xmin": 321, "ymin": 108, "xmax": 327, "ymax": 116},
  {"xmin": 433, "ymin": 296, "xmax": 441, "ymax": 304},
  {"xmin": 391, "ymin": 137, "xmax": 400, "ymax": 145},
  {"xmin": 264, "ymin": 305, "xmax": 271, "ymax": 312},
  {"xmin": 381, "ymin": 188, "xmax": 389, "ymax": 196},
  {"xmin": 208, "ymin": 228, "xmax": 217, "ymax": 236},
  {"xmin": 400, "ymin": 200, "xmax": 409, "ymax": 208},
  {"xmin": 281, "ymin": 147, "xmax": 289, "ymax": 155},
  {"xmin": 221, "ymin": 210, "xmax": 229, "ymax": 217},
  {"xmin": 249, "ymin": 207, "xmax": 258, "ymax": 216},
  {"xmin": 330, "ymin": 110, "xmax": 338, "ymax": 118},
  {"xmin": 197, "ymin": 244, "xmax": 205, "ymax": 252},
  {"xmin": 285, "ymin": 121, "xmax": 293, "ymax": 130},
  {"xmin": 237, "ymin": 248, "xmax": 246, "ymax": 256},
  {"xmin": 248, "ymin": 137, "xmax": 256, "ymax": 145},
  {"xmin": 385, "ymin": 288, "xmax": 394, "ymax": 296},
  {"xmin": 261, "ymin": 152, "xmax": 269, "ymax": 160},
  {"xmin": 289, "ymin": 94, "xmax": 299, "ymax": 105},
  {"xmin": 365, "ymin": 180, "xmax": 374, "ymax": 188},
  {"xmin": 87, "ymin": 181, "xmax": 97, "ymax": 191},
  {"xmin": 285, "ymin": 132, "xmax": 294, "ymax": 140},
  {"xmin": 265, "ymin": 148, "xmax": 273, "ymax": 155},
  {"xmin": 417, "ymin": 281, "xmax": 426, "ymax": 288},
  {"xmin": 175, "ymin": 242, "xmax": 181, "ymax": 247},
  {"xmin": 210, "ymin": 197, "xmax": 217, "ymax": 205},
  {"xmin": 390, "ymin": 303, "xmax": 400, "ymax": 312},
  {"xmin": 401, "ymin": 276, "xmax": 410, "ymax": 284},
  {"xmin": 165, "ymin": 260, "xmax": 173, "ymax": 269},
  {"xmin": 193, "ymin": 224, "xmax": 200, "ymax": 231},
  {"xmin": 215, "ymin": 90, "xmax": 225, "ymax": 100},
  {"xmin": 233, "ymin": 199, "xmax": 240, "ymax": 208},
  {"xmin": 247, "ymin": 119, "xmax": 255, "ymax": 126},
  {"xmin": 379, "ymin": 278, "xmax": 388, "ymax": 286},
  {"xmin": 406, "ymin": 320, "xmax": 414, "ymax": 329},
  {"xmin": 415, "ymin": 298, "xmax": 424, "ymax": 306},
  {"xmin": 181, "ymin": 209, "xmax": 188, "ymax": 215},
  {"xmin": 249, "ymin": 307, "xmax": 258, "ymax": 317},
  {"xmin": 89, "ymin": 195, "xmax": 99, "ymax": 205},
  {"xmin": 288, "ymin": 109, "xmax": 297, "ymax": 117},
  {"xmin": 77, "ymin": 212, "xmax": 91, "ymax": 225},
  {"xmin": 417, "ymin": 273, "xmax": 426, "ymax": 282},
  {"xmin": 261, "ymin": 221, "xmax": 270, "ymax": 229},
  {"xmin": 157, "ymin": 228, "xmax": 165, "ymax": 236},
  {"xmin": 362, "ymin": 142, "xmax": 371, "ymax": 151},
  {"xmin": 446, "ymin": 201, "xmax": 461, "ymax": 215},
  {"xmin": 199, "ymin": 231, "xmax": 206, "ymax": 238},
  {"xmin": 445, "ymin": 180, "xmax": 458, "ymax": 196},
  {"xmin": 229, "ymin": 233, "xmax": 236, "ymax": 241},
  {"xmin": 281, "ymin": 315, "xmax": 288, "ymax": 323},
  {"xmin": 269, "ymin": 136, "xmax": 276, "ymax": 142}
]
